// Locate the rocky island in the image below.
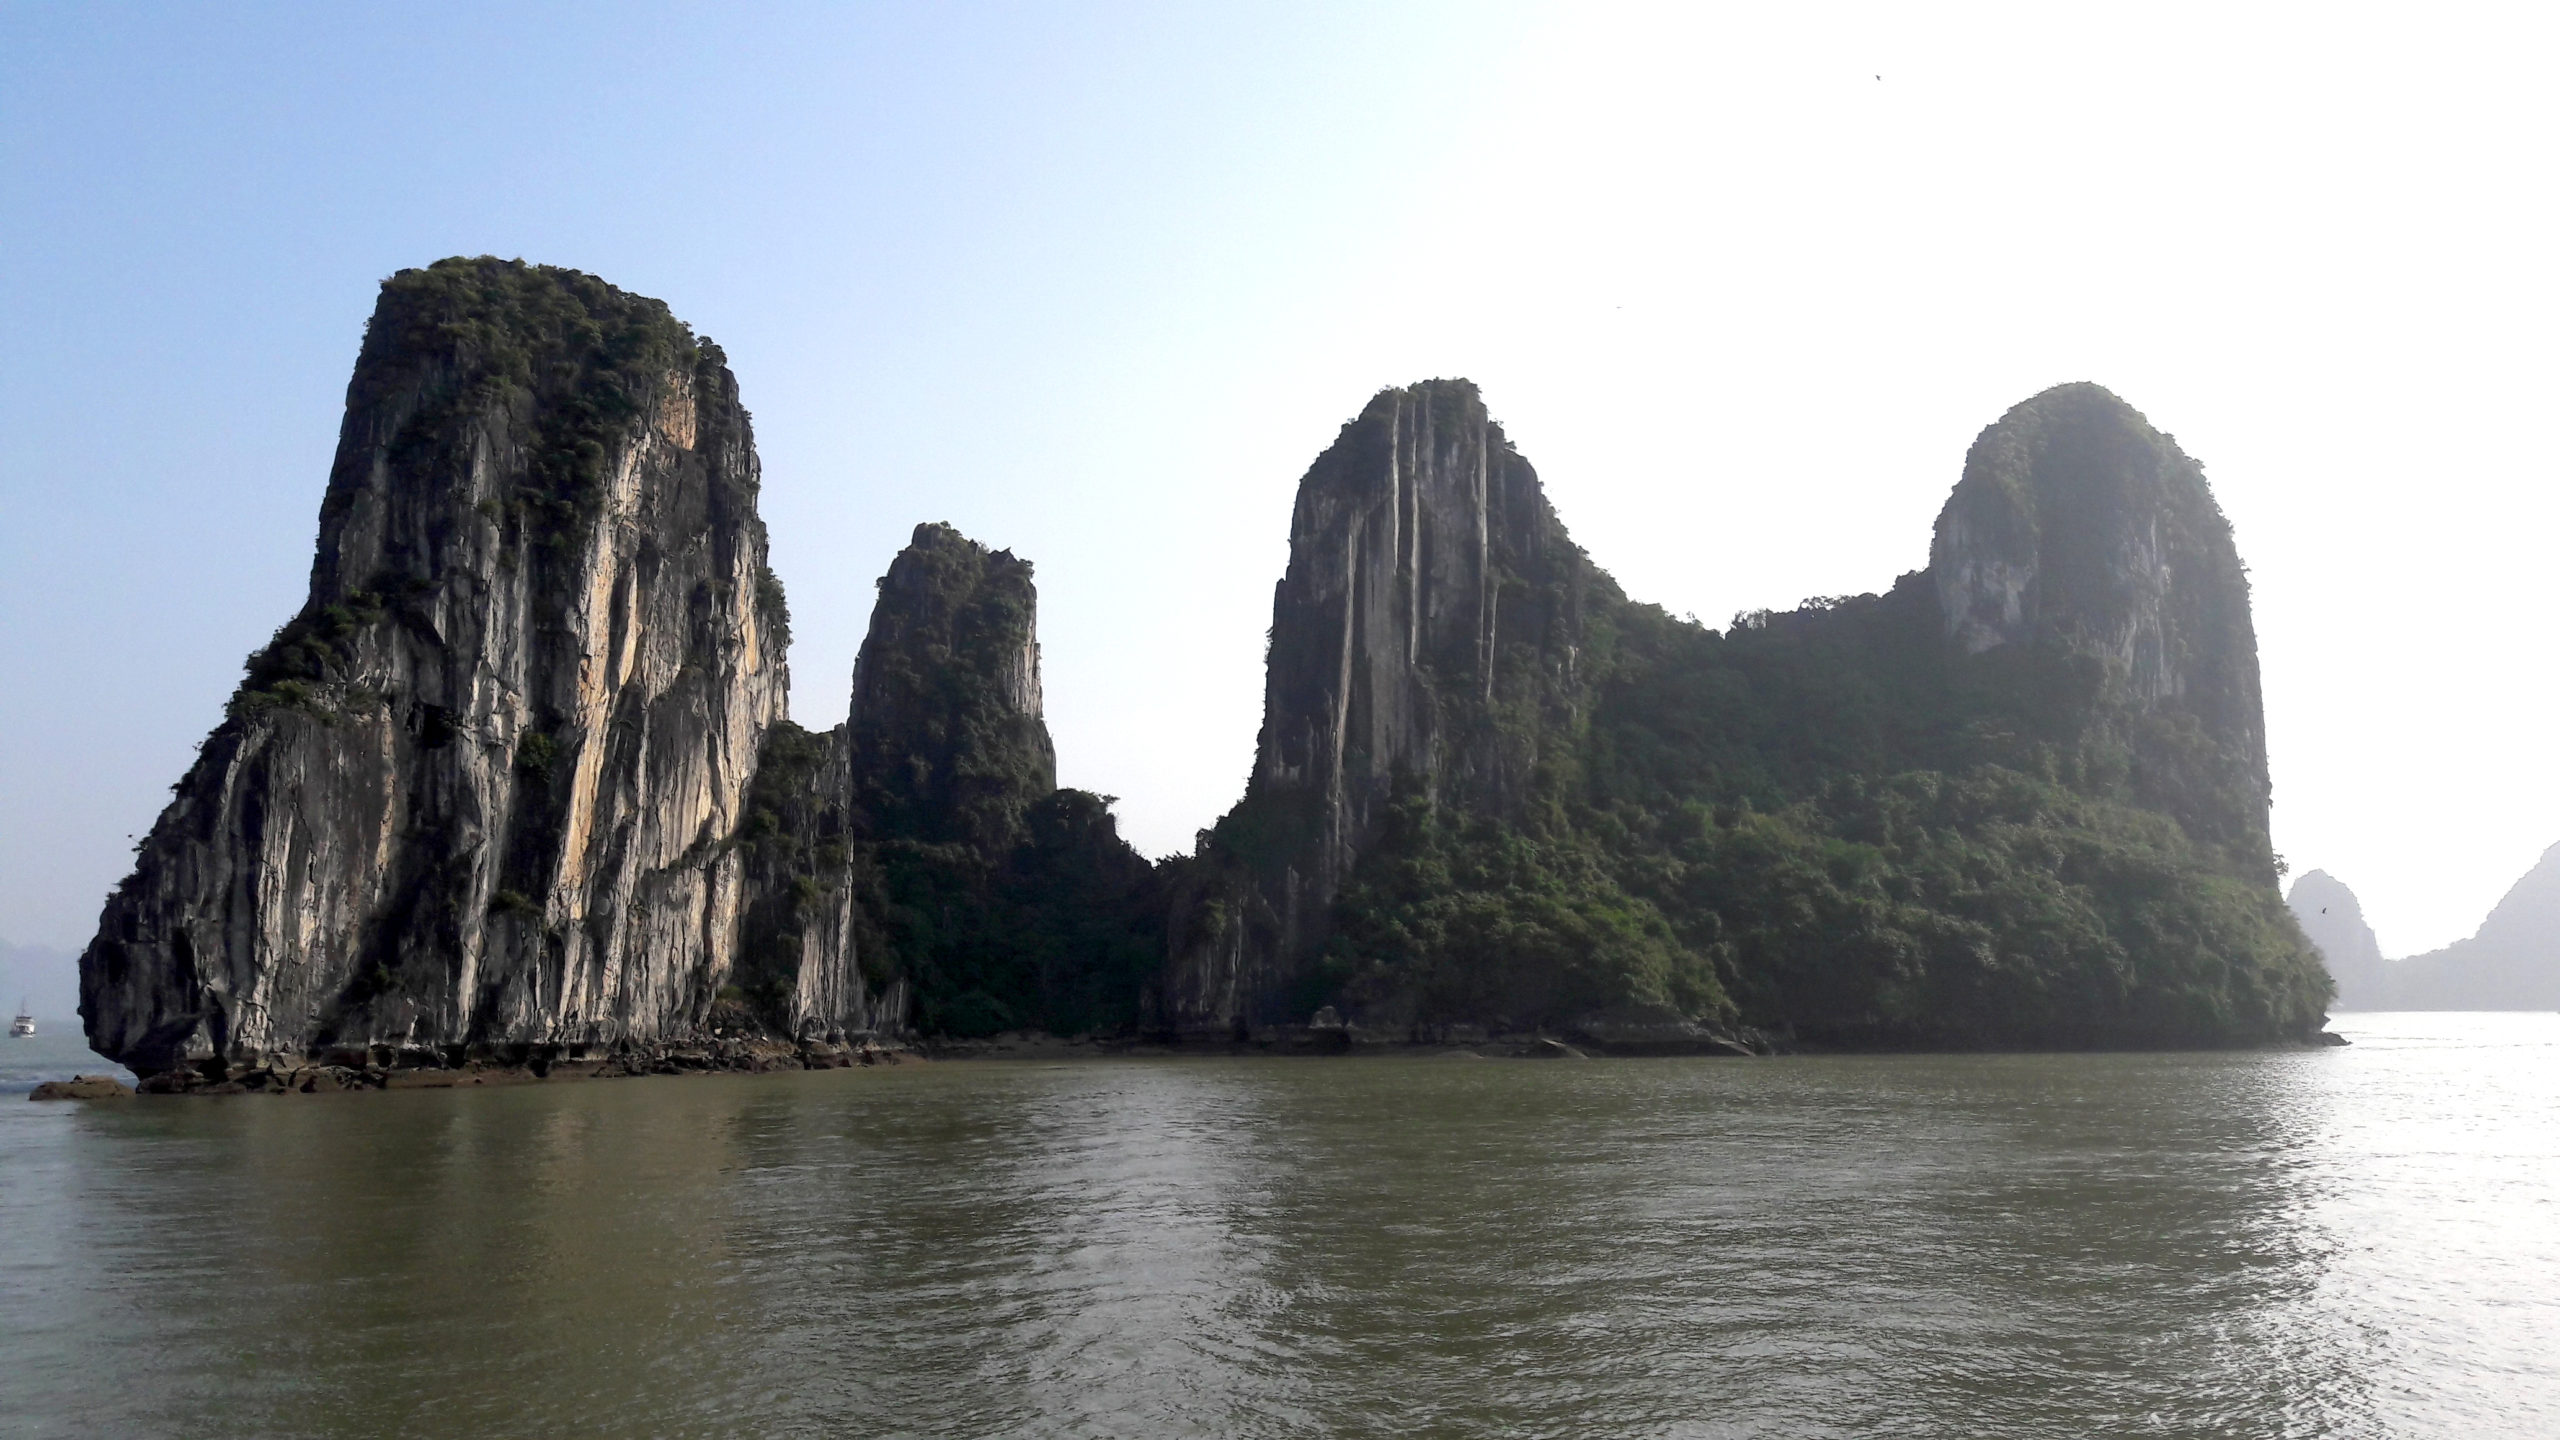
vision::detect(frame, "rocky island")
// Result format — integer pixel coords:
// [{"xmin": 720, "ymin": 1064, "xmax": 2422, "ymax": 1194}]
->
[
  {"xmin": 80, "ymin": 258, "xmax": 2330, "ymax": 1090},
  {"xmin": 2291, "ymin": 847, "xmax": 2560, "ymax": 1010}
]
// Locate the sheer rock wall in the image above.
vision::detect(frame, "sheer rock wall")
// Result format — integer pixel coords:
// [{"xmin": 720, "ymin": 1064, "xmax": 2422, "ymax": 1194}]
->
[
  {"xmin": 1931, "ymin": 383, "xmax": 2273, "ymax": 866},
  {"xmin": 80, "ymin": 260, "xmax": 869, "ymax": 1074},
  {"xmin": 1166, "ymin": 381, "xmax": 1611, "ymax": 1029}
]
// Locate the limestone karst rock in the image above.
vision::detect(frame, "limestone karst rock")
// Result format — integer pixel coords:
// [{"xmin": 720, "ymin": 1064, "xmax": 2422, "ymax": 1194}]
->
[
  {"xmin": 2287, "ymin": 870, "xmax": 2390, "ymax": 1009},
  {"xmin": 79, "ymin": 252, "xmax": 1157, "ymax": 1081},
  {"xmin": 2305, "ymin": 843, "xmax": 2560, "ymax": 1010},
  {"xmin": 2393, "ymin": 841, "xmax": 2560, "ymax": 1008},
  {"xmin": 737, "ymin": 524, "xmax": 1160, "ymax": 1040},
  {"xmin": 844, "ymin": 524, "xmax": 1057, "ymax": 850},
  {"xmin": 78, "ymin": 264, "xmax": 2334, "ymax": 1067},
  {"xmin": 81, "ymin": 259, "xmax": 849, "ymax": 1074},
  {"xmin": 1931, "ymin": 382, "xmax": 2272, "ymax": 862},
  {"xmin": 1168, "ymin": 378, "xmax": 2328, "ymax": 1046},
  {"xmin": 1164, "ymin": 381, "xmax": 1613, "ymax": 1028}
]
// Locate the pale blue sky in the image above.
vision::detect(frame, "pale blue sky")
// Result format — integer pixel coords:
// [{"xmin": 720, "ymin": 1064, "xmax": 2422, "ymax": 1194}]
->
[{"xmin": 5, "ymin": 2, "xmax": 2555, "ymax": 970}]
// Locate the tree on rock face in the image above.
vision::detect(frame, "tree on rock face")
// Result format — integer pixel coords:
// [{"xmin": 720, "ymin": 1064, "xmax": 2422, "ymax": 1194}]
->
[
  {"xmin": 737, "ymin": 523, "xmax": 1164, "ymax": 1042},
  {"xmin": 82, "ymin": 258, "xmax": 812, "ymax": 1077},
  {"xmin": 845, "ymin": 523, "xmax": 1057, "ymax": 853},
  {"xmin": 1167, "ymin": 378, "xmax": 2329, "ymax": 1048}
]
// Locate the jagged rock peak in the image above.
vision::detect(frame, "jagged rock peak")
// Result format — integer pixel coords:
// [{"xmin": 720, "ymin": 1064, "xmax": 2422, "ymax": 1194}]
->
[
  {"xmin": 845, "ymin": 521, "xmax": 1055, "ymax": 850},
  {"xmin": 82, "ymin": 257, "xmax": 796, "ymax": 1076}
]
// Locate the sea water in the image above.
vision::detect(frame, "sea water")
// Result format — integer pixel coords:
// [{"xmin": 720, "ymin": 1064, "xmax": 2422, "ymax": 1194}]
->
[{"xmin": 1, "ymin": 1012, "xmax": 2553, "ymax": 1438}]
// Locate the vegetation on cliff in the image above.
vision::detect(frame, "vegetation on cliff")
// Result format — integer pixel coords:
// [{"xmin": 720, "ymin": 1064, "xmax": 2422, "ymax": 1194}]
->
[
  {"xmin": 1179, "ymin": 379, "xmax": 2328, "ymax": 1048},
  {"xmin": 82, "ymin": 256, "xmax": 2328, "ymax": 1069},
  {"xmin": 231, "ymin": 256, "xmax": 747, "ymax": 718},
  {"xmin": 737, "ymin": 526, "xmax": 1164, "ymax": 1041},
  {"xmin": 86, "ymin": 258, "xmax": 790, "ymax": 1077}
]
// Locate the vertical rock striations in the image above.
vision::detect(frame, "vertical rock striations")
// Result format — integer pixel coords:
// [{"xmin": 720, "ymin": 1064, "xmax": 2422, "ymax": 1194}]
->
[
  {"xmin": 1171, "ymin": 379, "xmax": 2329, "ymax": 1047},
  {"xmin": 1931, "ymin": 383, "xmax": 2273, "ymax": 869},
  {"xmin": 82, "ymin": 259, "xmax": 847, "ymax": 1075},
  {"xmin": 1168, "ymin": 381, "xmax": 1621, "ymax": 1029},
  {"xmin": 80, "ymin": 275, "xmax": 2333, "ymax": 1069}
]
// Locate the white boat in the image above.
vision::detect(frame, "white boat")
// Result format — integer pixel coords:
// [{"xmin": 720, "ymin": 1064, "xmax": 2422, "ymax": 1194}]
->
[{"xmin": 9, "ymin": 1000, "xmax": 33, "ymax": 1039}]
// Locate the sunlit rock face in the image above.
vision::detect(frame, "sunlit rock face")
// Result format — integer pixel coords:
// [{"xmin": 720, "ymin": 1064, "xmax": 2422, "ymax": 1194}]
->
[
  {"xmin": 80, "ymin": 259, "xmax": 849, "ymax": 1074},
  {"xmin": 1931, "ymin": 382, "xmax": 2273, "ymax": 867}
]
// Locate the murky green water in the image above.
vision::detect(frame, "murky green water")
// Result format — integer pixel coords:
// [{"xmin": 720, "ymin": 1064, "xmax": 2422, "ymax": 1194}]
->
[{"xmin": 3, "ymin": 1013, "xmax": 2555, "ymax": 1437}]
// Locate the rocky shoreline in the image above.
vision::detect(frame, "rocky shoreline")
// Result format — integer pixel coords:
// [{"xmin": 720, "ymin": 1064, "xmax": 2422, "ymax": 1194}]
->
[
  {"xmin": 30, "ymin": 1017, "xmax": 2354, "ymax": 1099},
  {"xmin": 33, "ymin": 1010, "xmax": 1783, "ymax": 1099}
]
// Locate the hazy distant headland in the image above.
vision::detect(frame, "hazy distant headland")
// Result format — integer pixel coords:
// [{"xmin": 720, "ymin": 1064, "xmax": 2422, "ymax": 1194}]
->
[
  {"xmin": 76, "ymin": 257, "xmax": 2336, "ymax": 1090},
  {"xmin": 2292, "ymin": 846, "xmax": 2560, "ymax": 1010}
]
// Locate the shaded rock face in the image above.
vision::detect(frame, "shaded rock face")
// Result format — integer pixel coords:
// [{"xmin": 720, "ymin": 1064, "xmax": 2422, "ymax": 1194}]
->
[
  {"xmin": 845, "ymin": 524, "xmax": 1056, "ymax": 850},
  {"xmin": 730, "ymin": 721, "xmax": 902, "ymax": 1041},
  {"xmin": 737, "ymin": 524, "xmax": 1161, "ymax": 1040},
  {"xmin": 1169, "ymin": 381, "xmax": 1612, "ymax": 1026},
  {"xmin": 1931, "ymin": 384, "xmax": 2271, "ymax": 860},
  {"xmin": 2288, "ymin": 870, "xmax": 2389, "ymax": 1009},
  {"xmin": 1258, "ymin": 383, "xmax": 1598, "ymax": 865},
  {"xmin": 1170, "ymin": 378, "xmax": 2325, "ymax": 1047},
  {"xmin": 81, "ymin": 259, "xmax": 851, "ymax": 1074}
]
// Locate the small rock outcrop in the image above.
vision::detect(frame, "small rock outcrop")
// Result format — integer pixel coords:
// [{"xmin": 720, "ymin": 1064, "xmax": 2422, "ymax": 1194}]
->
[{"xmin": 29, "ymin": 1075, "xmax": 134, "ymax": 1101}]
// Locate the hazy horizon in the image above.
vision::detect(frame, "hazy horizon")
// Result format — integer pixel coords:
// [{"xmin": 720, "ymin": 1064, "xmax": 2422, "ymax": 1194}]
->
[{"xmin": 5, "ymin": 2, "xmax": 2555, "ymax": 958}]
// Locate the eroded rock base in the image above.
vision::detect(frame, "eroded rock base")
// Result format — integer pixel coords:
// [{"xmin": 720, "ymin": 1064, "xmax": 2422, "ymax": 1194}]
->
[{"xmin": 128, "ymin": 1036, "xmax": 909, "ymax": 1095}]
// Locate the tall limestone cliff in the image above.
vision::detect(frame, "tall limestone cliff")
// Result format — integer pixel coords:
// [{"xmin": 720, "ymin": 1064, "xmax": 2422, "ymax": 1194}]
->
[
  {"xmin": 741, "ymin": 524, "xmax": 1160, "ymax": 1040},
  {"xmin": 1170, "ymin": 379, "xmax": 2328, "ymax": 1047},
  {"xmin": 80, "ymin": 259, "xmax": 864, "ymax": 1075},
  {"xmin": 1932, "ymin": 382, "xmax": 2272, "ymax": 867},
  {"xmin": 1168, "ymin": 382, "xmax": 1615, "ymax": 1027},
  {"xmin": 78, "ymin": 273, "xmax": 2332, "ymax": 1066}
]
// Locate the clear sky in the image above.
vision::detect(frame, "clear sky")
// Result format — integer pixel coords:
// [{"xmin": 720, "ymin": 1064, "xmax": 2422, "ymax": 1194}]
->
[{"xmin": 3, "ymin": 2, "xmax": 2553, "ymax": 961}]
